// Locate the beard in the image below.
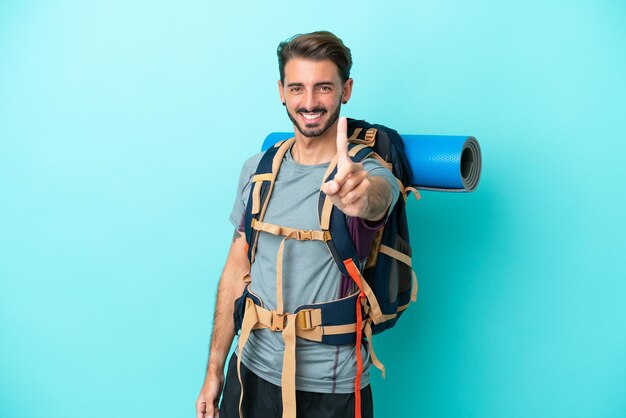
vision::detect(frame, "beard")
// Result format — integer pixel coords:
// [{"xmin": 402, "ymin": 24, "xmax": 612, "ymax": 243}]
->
[{"xmin": 286, "ymin": 101, "xmax": 342, "ymax": 138}]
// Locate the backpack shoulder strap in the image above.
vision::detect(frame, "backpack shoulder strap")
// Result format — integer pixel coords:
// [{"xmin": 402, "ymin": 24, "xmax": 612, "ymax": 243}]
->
[{"xmin": 244, "ymin": 137, "xmax": 295, "ymax": 263}]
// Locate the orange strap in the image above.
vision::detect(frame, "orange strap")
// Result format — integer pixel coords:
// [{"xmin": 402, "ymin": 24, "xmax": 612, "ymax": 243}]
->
[{"xmin": 343, "ymin": 258, "xmax": 365, "ymax": 418}]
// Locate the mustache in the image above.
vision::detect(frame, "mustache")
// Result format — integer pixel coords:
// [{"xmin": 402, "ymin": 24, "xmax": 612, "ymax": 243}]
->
[{"xmin": 296, "ymin": 107, "xmax": 327, "ymax": 113}]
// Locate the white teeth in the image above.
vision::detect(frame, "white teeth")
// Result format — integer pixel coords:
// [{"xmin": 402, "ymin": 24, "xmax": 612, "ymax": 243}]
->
[{"xmin": 302, "ymin": 113, "xmax": 322, "ymax": 120}]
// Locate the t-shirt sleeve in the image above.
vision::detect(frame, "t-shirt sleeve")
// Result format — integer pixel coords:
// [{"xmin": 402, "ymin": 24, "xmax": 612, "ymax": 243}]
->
[
  {"xmin": 362, "ymin": 157, "xmax": 401, "ymax": 222},
  {"xmin": 228, "ymin": 152, "xmax": 264, "ymax": 231}
]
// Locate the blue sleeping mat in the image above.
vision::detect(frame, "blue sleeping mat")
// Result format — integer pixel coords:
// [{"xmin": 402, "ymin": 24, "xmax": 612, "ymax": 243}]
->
[{"xmin": 261, "ymin": 132, "xmax": 481, "ymax": 192}]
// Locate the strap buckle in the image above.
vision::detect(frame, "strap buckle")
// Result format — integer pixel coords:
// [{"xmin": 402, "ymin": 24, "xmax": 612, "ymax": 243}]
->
[
  {"xmin": 270, "ymin": 311, "xmax": 286, "ymax": 331},
  {"xmin": 296, "ymin": 310, "xmax": 315, "ymax": 331},
  {"xmin": 296, "ymin": 230, "xmax": 312, "ymax": 240},
  {"xmin": 364, "ymin": 128, "xmax": 377, "ymax": 143}
]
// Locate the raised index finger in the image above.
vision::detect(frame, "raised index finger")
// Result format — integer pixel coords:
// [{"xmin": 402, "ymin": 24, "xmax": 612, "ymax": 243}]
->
[{"xmin": 336, "ymin": 117, "xmax": 350, "ymax": 168}]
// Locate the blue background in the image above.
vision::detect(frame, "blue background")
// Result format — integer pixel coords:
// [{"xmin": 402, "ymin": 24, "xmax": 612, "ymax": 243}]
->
[{"xmin": 1, "ymin": 1, "xmax": 625, "ymax": 417}]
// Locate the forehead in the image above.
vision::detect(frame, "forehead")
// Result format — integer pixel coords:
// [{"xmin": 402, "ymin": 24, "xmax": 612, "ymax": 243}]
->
[{"xmin": 283, "ymin": 58, "xmax": 341, "ymax": 85}]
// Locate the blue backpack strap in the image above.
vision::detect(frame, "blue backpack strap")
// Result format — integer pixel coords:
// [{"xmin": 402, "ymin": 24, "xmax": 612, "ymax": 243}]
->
[
  {"xmin": 294, "ymin": 292, "xmax": 361, "ymax": 345},
  {"xmin": 244, "ymin": 138, "xmax": 295, "ymax": 263}
]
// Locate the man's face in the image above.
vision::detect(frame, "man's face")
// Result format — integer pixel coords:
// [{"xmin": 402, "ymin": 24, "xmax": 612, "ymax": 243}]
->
[{"xmin": 279, "ymin": 58, "xmax": 352, "ymax": 138}]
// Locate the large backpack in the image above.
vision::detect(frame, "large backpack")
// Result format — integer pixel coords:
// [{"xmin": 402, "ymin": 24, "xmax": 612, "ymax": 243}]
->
[{"xmin": 233, "ymin": 118, "xmax": 419, "ymax": 418}]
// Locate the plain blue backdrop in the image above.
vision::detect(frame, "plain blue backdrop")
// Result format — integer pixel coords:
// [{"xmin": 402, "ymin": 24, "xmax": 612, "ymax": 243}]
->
[{"xmin": 1, "ymin": 1, "xmax": 625, "ymax": 417}]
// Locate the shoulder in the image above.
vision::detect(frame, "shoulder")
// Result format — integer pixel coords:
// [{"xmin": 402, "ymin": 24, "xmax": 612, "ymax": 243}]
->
[
  {"xmin": 232, "ymin": 151, "xmax": 265, "ymax": 199},
  {"xmin": 235, "ymin": 151, "xmax": 265, "ymax": 186},
  {"xmin": 240, "ymin": 152, "xmax": 264, "ymax": 176}
]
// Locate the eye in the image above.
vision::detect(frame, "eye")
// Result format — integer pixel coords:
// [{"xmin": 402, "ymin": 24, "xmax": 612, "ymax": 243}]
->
[
  {"xmin": 289, "ymin": 87, "xmax": 303, "ymax": 94},
  {"xmin": 317, "ymin": 85, "xmax": 333, "ymax": 92}
]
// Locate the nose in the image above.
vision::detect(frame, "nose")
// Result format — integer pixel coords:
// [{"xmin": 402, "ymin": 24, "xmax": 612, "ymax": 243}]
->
[{"xmin": 303, "ymin": 90, "xmax": 317, "ymax": 110}]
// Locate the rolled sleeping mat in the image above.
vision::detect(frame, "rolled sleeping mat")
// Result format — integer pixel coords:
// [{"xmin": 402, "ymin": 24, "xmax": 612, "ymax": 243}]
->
[
  {"xmin": 402, "ymin": 135, "xmax": 481, "ymax": 192},
  {"xmin": 261, "ymin": 132, "xmax": 482, "ymax": 192}
]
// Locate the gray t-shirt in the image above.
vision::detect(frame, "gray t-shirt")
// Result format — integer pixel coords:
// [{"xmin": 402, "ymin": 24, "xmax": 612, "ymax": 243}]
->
[{"xmin": 229, "ymin": 144, "xmax": 400, "ymax": 393}]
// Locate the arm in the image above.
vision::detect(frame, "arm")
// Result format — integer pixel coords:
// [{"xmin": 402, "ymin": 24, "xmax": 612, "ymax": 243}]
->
[
  {"xmin": 196, "ymin": 228, "xmax": 249, "ymax": 418},
  {"xmin": 322, "ymin": 117, "xmax": 393, "ymax": 222}
]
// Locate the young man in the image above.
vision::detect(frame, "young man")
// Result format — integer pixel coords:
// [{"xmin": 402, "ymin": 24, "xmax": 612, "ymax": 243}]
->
[{"xmin": 196, "ymin": 31, "xmax": 400, "ymax": 418}]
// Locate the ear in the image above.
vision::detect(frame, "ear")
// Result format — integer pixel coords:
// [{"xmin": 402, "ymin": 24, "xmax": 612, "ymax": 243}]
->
[
  {"xmin": 278, "ymin": 80, "xmax": 286, "ymax": 104},
  {"xmin": 341, "ymin": 78, "xmax": 353, "ymax": 104}
]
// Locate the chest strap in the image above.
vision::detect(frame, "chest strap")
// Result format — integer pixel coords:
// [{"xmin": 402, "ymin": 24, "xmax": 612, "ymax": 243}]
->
[{"xmin": 250, "ymin": 218, "xmax": 331, "ymax": 315}]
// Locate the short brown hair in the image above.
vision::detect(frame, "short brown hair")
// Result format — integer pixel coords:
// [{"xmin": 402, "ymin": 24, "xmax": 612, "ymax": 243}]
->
[{"xmin": 277, "ymin": 31, "xmax": 353, "ymax": 84}]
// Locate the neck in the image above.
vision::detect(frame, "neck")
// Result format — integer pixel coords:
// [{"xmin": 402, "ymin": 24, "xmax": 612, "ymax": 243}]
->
[{"xmin": 290, "ymin": 121, "xmax": 339, "ymax": 165}]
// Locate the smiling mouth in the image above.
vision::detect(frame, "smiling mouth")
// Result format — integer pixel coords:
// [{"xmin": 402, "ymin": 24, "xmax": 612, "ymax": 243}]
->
[{"xmin": 299, "ymin": 111, "xmax": 324, "ymax": 124}]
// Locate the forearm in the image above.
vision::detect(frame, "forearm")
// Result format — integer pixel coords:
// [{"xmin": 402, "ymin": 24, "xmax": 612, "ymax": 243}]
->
[
  {"xmin": 204, "ymin": 232, "xmax": 248, "ymax": 379},
  {"xmin": 362, "ymin": 176, "xmax": 392, "ymax": 222},
  {"xmin": 206, "ymin": 276, "xmax": 239, "ymax": 376}
]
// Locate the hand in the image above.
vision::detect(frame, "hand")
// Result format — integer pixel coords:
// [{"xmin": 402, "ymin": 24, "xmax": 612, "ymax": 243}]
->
[
  {"xmin": 196, "ymin": 371, "xmax": 224, "ymax": 418},
  {"xmin": 322, "ymin": 117, "xmax": 372, "ymax": 218}
]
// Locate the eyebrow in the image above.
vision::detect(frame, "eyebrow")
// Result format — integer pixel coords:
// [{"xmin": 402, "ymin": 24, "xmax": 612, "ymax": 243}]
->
[{"xmin": 286, "ymin": 81, "xmax": 335, "ymax": 88}]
